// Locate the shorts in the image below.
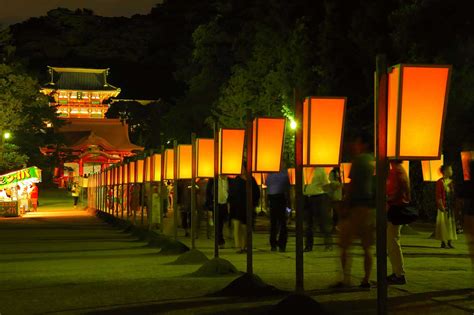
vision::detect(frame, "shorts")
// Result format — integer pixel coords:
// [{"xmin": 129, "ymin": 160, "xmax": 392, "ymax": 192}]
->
[{"xmin": 338, "ymin": 206, "xmax": 375, "ymax": 249}]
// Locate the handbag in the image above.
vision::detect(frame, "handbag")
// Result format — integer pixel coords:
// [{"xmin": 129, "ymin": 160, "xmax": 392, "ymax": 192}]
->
[{"xmin": 387, "ymin": 204, "xmax": 419, "ymax": 225}]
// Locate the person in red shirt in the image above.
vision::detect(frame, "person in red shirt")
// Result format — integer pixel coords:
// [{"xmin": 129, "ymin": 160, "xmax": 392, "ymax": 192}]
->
[
  {"xmin": 29, "ymin": 183, "xmax": 39, "ymax": 212},
  {"xmin": 386, "ymin": 160, "xmax": 411, "ymax": 285}
]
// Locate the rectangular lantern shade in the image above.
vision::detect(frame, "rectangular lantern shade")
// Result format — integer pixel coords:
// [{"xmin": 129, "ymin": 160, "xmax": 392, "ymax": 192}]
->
[
  {"xmin": 303, "ymin": 167, "xmax": 314, "ymax": 185},
  {"xmin": 164, "ymin": 149, "xmax": 175, "ymax": 180},
  {"xmin": 288, "ymin": 168, "xmax": 296, "ymax": 185},
  {"xmin": 101, "ymin": 171, "xmax": 105, "ymax": 186},
  {"xmin": 252, "ymin": 118, "xmax": 286, "ymax": 172},
  {"xmin": 219, "ymin": 129, "xmax": 245, "ymax": 175},
  {"xmin": 254, "ymin": 173, "xmax": 268, "ymax": 186},
  {"xmin": 387, "ymin": 64, "xmax": 451, "ymax": 159},
  {"xmin": 118, "ymin": 165, "xmax": 122, "ymax": 184},
  {"xmin": 421, "ymin": 155, "xmax": 444, "ymax": 182},
  {"xmin": 303, "ymin": 97, "xmax": 346, "ymax": 166},
  {"xmin": 196, "ymin": 138, "xmax": 215, "ymax": 178},
  {"xmin": 128, "ymin": 162, "xmax": 136, "ymax": 183},
  {"xmin": 107, "ymin": 169, "xmax": 111, "ymax": 186},
  {"xmin": 177, "ymin": 145, "xmax": 192, "ymax": 179},
  {"xmin": 152, "ymin": 154, "xmax": 162, "ymax": 181},
  {"xmin": 123, "ymin": 164, "xmax": 129, "ymax": 184},
  {"xmin": 145, "ymin": 157, "xmax": 152, "ymax": 182},
  {"xmin": 136, "ymin": 160, "xmax": 144, "ymax": 183},
  {"xmin": 461, "ymin": 151, "xmax": 473, "ymax": 181},
  {"xmin": 341, "ymin": 163, "xmax": 352, "ymax": 184}
]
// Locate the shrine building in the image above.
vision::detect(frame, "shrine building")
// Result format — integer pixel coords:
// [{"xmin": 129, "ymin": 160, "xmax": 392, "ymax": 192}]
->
[{"xmin": 40, "ymin": 67, "xmax": 143, "ymax": 183}]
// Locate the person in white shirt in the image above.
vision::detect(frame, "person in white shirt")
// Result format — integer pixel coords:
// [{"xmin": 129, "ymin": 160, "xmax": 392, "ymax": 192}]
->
[{"xmin": 303, "ymin": 167, "xmax": 333, "ymax": 251}]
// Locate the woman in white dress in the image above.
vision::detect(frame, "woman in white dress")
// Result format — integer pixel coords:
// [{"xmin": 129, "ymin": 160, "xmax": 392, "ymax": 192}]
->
[{"xmin": 435, "ymin": 165, "xmax": 457, "ymax": 248}]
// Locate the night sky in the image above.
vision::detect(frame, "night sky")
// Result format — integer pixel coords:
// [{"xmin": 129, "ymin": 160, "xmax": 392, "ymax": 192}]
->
[{"xmin": 0, "ymin": 0, "xmax": 161, "ymax": 25}]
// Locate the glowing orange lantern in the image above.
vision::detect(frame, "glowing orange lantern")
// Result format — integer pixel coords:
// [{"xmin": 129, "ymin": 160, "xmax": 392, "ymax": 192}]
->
[
  {"xmin": 341, "ymin": 163, "xmax": 352, "ymax": 184},
  {"xmin": 288, "ymin": 168, "xmax": 296, "ymax": 185},
  {"xmin": 177, "ymin": 145, "xmax": 192, "ymax": 179},
  {"xmin": 145, "ymin": 157, "xmax": 152, "ymax": 182},
  {"xmin": 303, "ymin": 167, "xmax": 314, "ymax": 185},
  {"xmin": 196, "ymin": 138, "xmax": 214, "ymax": 178},
  {"xmin": 387, "ymin": 65, "xmax": 451, "ymax": 159},
  {"xmin": 128, "ymin": 162, "xmax": 136, "ymax": 183},
  {"xmin": 421, "ymin": 155, "xmax": 444, "ymax": 182},
  {"xmin": 118, "ymin": 165, "xmax": 123, "ymax": 184},
  {"xmin": 151, "ymin": 153, "xmax": 162, "ymax": 181},
  {"xmin": 123, "ymin": 164, "xmax": 128, "ymax": 184},
  {"xmin": 135, "ymin": 159, "xmax": 144, "ymax": 183},
  {"xmin": 219, "ymin": 128, "xmax": 245, "ymax": 175},
  {"xmin": 303, "ymin": 97, "xmax": 346, "ymax": 166},
  {"xmin": 252, "ymin": 117, "xmax": 286, "ymax": 172},
  {"xmin": 164, "ymin": 149, "xmax": 174, "ymax": 180},
  {"xmin": 461, "ymin": 151, "xmax": 473, "ymax": 181}
]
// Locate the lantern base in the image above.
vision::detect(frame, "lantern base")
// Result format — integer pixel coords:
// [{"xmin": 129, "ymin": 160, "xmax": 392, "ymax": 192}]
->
[
  {"xmin": 273, "ymin": 293, "xmax": 326, "ymax": 315},
  {"xmin": 211, "ymin": 273, "xmax": 285, "ymax": 297},
  {"xmin": 191, "ymin": 257, "xmax": 239, "ymax": 277},
  {"xmin": 168, "ymin": 249, "xmax": 209, "ymax": 265}
]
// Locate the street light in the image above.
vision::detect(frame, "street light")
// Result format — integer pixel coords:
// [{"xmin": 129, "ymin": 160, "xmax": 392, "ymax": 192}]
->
[{"xmin": 3, "ymin": 132, "xmax": 11, "ymax": 140}]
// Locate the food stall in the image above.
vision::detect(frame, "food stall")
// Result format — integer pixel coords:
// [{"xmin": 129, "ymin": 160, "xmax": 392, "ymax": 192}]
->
[{"xmin": 0, "ymin": 166, "xmax": 42, "ymax": 217}]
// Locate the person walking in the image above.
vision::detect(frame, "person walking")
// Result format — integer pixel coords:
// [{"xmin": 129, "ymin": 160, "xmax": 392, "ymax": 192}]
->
[
  {"xmin": 333, "ymin": 134, "xmax": 375, "ymax": 289},
  {"xmin": 177, "ymin": 179, "xmax": 193, "ymax": 237},
  {"xmin": 205, "ymin": 175, "xmax": 229, "ymax": 248},
  {"xmin": 328, "ymin": 167, "xmax": 343, "ymax": 232},
  {"xmin": 29, "ymin": 183, "xmax": 38, "ymax": 212},
  {"xmin": 228, "ymin": 166, "xmax": 260, "ymax": 253},
  {"xmin": 303, "ymin": 167, "xmax": 333, "ymax": 252},
  {"xmin": 435, "ymin": 165, "xmax": 457, "ymax": 248},
  {"xmin": 71, "ymin": 182, "xmax": 80, "ymax": 208},
  {"xmin": 266, "ymin": 168, "xmax": 290, "ymax": 252},
  {"xmin": 386, "ymin": 160, "xmax": 411, "ymax": 285}
]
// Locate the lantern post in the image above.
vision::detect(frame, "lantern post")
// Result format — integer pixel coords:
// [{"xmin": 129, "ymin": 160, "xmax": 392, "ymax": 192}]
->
[
  {"xmin": 294, "ymin": 89, "xmax": 304, "ymax": 293},
  {"xmin": 191, "ymin": 133, "xmax": 197, "ymax": 249},
  {"xmin": 213, "ymin": 121, "xmax": 219, "ymax": 258},
  {"xmin": 245, "ymin": 109, "xmax": 254, "ymax": 275},
  {"xmin": 173, "ymin": 141, "xmax": 178, "ymax": 241},
  {"xmin": 159, "ymin": 147, "xmax": 165, "ymax": 233},
  {"xmin": 375, "ymin": 54, "xmax": 389, "ymax": 315}
]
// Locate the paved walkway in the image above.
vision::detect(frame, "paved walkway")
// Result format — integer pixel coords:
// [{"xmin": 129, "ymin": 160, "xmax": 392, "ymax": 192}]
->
[{"xmin": 0, "ymin": 190, "xmax": 473, "ymax": 314}]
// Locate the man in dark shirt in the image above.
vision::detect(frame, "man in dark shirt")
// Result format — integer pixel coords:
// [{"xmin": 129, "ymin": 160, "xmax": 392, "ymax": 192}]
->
[{"xmin": 266, "ymin": 168, "xmax": 291, "ymax": 252}]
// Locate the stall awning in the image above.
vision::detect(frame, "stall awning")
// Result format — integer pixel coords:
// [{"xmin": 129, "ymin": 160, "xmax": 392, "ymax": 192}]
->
[{"xmin": 0, "ymin": 167, "xmax": 42, "ymax": 189}]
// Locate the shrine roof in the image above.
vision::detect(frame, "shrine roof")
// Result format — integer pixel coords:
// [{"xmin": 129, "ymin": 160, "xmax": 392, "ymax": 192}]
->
[
  {"xmin": 58, "ymin": 118, "xmax": 143, "ymax": 152},
  {"xmin": 43, "ymin": 67, "xmax": 120, "ymax": 92}
]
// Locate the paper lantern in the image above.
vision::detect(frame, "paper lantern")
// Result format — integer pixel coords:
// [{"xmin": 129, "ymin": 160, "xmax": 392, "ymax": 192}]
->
[
  {"xmin": 461, "ymin": 151, "xmax": 473, "ymax": 181},
  {"xmin": 196, "ymin": 138, "xmax": 214, "ymax": 178},
  {"xmin": 219, "ymin": 128, "xmax": 245, "ymax": 175},
  {"xmin": 252, "ymin": 117, "xmax": 286, "ymax": 172},
  {"xmin": 151, "ymin": 153, "xmax": 162, "ymax": 181},
  {"xmin": 288, "ymin": 168, "xmax": 296, "ymax": 185},
  {"xmin": 387, "ymin": 65, "xmax": 451, "ymax": 159},
  {"xmin": 101, "ymin": 171, "xmax": 105, "ymax": 186},
  {"xmin": 303, "ymin": 167, "xmax": 314, "ymax": 185},
  {"xmin": 164, "ymin": 149, "xmax": 174, "ymax": 180},
  {"xmin": 135, "ymin": 159, "xmax": 144, "ymax": 183},
  {"xmin": 123, "ymin": 164, "xmax": 129, "ymax": 184},
  {"xmin": 421, "ymin": 155, "xmax": 444, "ymax": 182},
  {"xmin": 107, "ymin": 169, "xmax": 111, "ymax": 186},
  {"xmin": 117, "ymin": 165, "xmax": 123, "ymax": 184},
  {"xmin": 128, "ymin": 162, "xmax": 136, "ymax": 183},
  {"xmin": 177, "ymin": 145, "xmax": 192, "ymax": 179},
  {"xmin": 144, "ymin": 157, "xmax": 152, "ymax": 182},
  {"xmin": 303, "ymin": 97, "xmax": 346, "ymax": 166},
  {"xmin": 254, "ymin": 173, "xmax": 268, "ymax": 186},
  {"xmin": 341, "ymin": 163, "xmax": 352, "ymax": 184}
]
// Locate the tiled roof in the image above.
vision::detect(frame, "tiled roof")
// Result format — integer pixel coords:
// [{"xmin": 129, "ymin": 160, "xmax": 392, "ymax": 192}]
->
[
  {"xmin": 44, "ymin": 67, "xmax": 120, "ymax": 91},
  {"xmin": 58, "ymin": 118, "xmax": 143, "ymax": 152}
]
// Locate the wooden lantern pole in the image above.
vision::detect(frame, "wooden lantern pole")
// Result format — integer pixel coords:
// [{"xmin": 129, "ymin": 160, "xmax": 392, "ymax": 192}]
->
[
  {"xmin": 245, "ymin": 109, "xmax": 254, "ymax": 275},
  {"xmin": 191, "ymin": 133, "xmax": 197, "ymax": 249},
  {"xmin": 375, "ymin": 54, "xmax": 389, "ymax": 315},
  {"xmin": 213, "ymin": 121, "xmax": 220, "ymax": 258},
  {"xmin": 294, "ymin": 88, "xmax": 305, "ymax": 293},
  {"xmin": 173, "ymin": 140, "xmax": 179, "ymax": 240}
]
